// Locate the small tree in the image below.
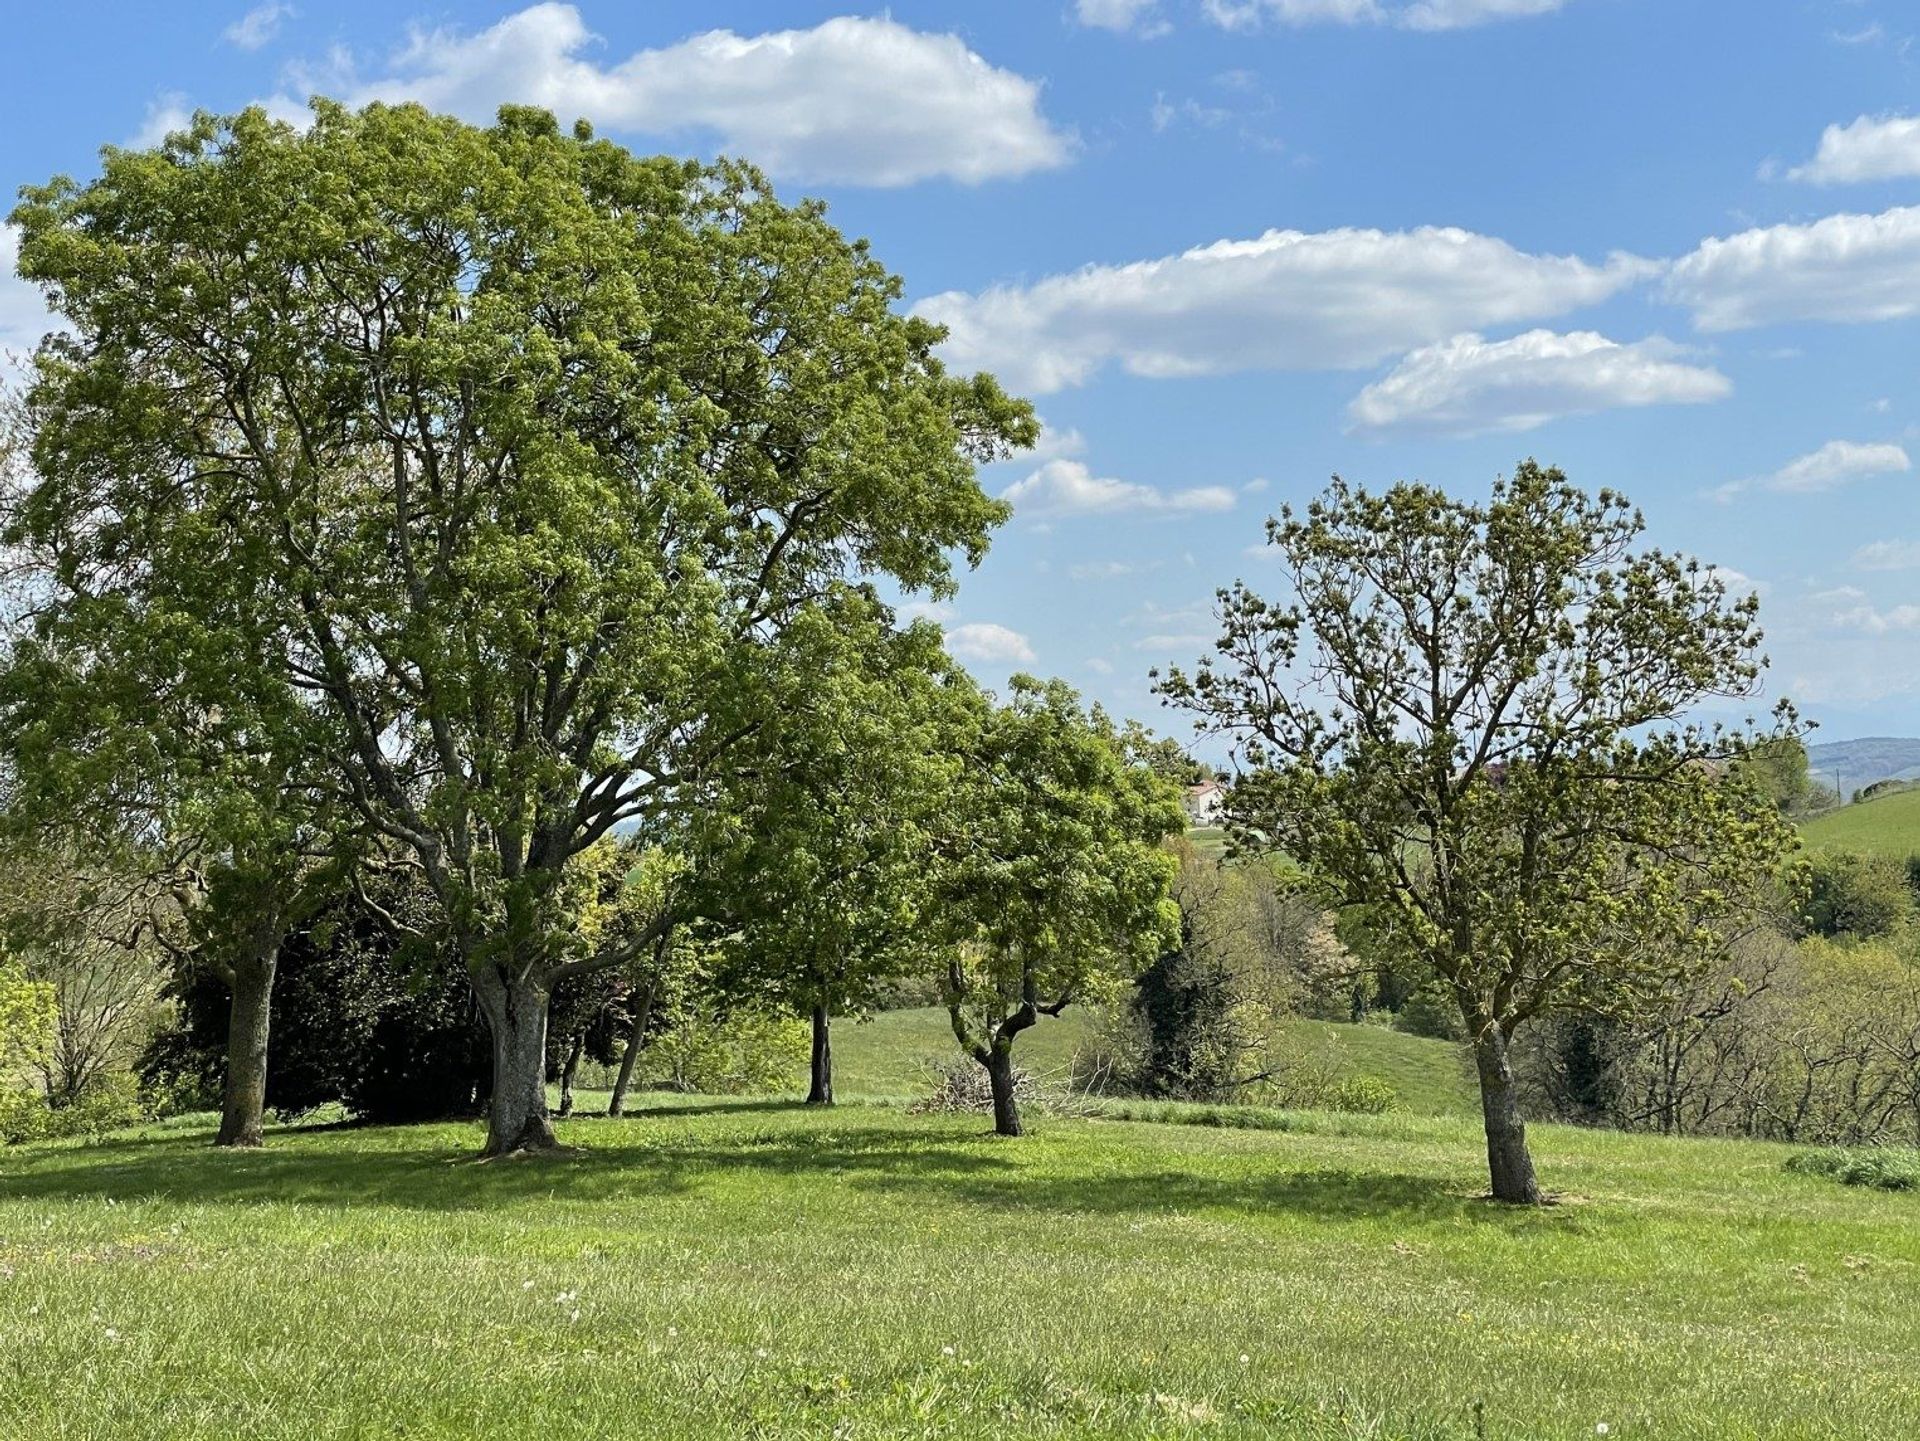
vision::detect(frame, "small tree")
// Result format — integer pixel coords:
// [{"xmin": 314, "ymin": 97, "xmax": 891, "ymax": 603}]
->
[
  {"xmin": 699, "ymin": 609, "xmax": 972, "ymax": 1105},
  {"xmin": 940, "ymin": 677, "xmax": 1183, "ymax": 1136},
  {"xmin": 1161, "ymin": 463, "xmax": 1798, "ymax": 1202}
]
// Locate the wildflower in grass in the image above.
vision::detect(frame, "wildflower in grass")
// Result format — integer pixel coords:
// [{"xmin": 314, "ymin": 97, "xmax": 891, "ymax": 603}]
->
[
  {"xmin": 667, "ymin": 1327, "xmax": 678, "ymax": 1338},
  {"xmin": 941, "ymin": 1346, "xmax": 955, "ymax": 1357},
  {"xmin": 1596, "ymin": 1426, "xmax": 1610, "ymax": 1436},
  {"xmin": 755, "ymin": 1348, "xmax": 769, "ymax": 1359},
  {"xmin": 1238, "ymin": 1354, "xmax": 1250, "ymax": 1366}
]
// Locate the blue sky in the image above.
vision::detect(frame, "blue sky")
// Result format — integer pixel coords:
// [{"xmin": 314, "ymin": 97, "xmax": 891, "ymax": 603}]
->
[{"xmin": 3, "ymin": 0, "xmax": 1919, "ymax": 744}]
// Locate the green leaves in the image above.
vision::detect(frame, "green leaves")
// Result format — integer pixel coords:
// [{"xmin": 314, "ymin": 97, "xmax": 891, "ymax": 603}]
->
[{"xmin": 1162, "ymin": 462, "xmax": 1800, "ymax": 1033}]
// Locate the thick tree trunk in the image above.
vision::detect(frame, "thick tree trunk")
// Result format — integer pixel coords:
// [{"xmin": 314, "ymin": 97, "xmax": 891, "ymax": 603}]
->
[
  {"xmin": 215, "ymin": 948, "xmax": 277, "ymax": 1149},
  {"xmin": 557, "ymin": 1032, "xmax": 584, "ymax": 1117},
  {"xmin": 986, "ymin": 1047, "xmax": 1022, "ymax": 1137},
  {"xmin": 474, "ymin": 970, "xmax": 561, "ymax": 1156},
  {"xmin": 1473, "ymin": 1024, "xmax": 1542, "ymax": 1205},
  {"xmin": 606, "ymin": 983, "xmax": 655, "ymax": 1118},
  {"xmin": 806, "ymin": 1001, "xmax": 833, "ymax": 1106}
]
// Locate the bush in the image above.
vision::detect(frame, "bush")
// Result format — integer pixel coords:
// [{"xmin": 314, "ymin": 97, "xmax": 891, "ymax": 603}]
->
[
  {"xmin": 1786, "ymin": 1146, "xmax": 1920, "ymax": 1191},
  {"xmin": 1321, "ymin": 1075, "xmax": 1402, "ymax": 1115},
  {"xmin": 1392, "ymin": 982, "xmax": 1466, "ymax": 1041},
  {"xmin": 642, "ymin": 1005, "xmax": 808, "ymax": 1095},
  {"xmin": 1, "ymin": 1072, "xmax": 148, "ymax": 1145},
  {"xmin": 1803, "ymin": 851, "xmax": 1912, "ymax": 939}
]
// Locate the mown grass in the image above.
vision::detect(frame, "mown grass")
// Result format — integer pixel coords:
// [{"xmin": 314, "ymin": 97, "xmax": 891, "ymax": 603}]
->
[
  {"xmin": 3, "ymin": 1098, "xmax": 1918, "ymax": 1439},
  {"xmin": 1798, "ymin": 785, "xmax": 1920, "ymax": 858}
]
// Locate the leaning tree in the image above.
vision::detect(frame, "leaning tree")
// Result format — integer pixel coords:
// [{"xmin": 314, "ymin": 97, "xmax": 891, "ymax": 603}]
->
[
  {"xmin": 1159, "ymin": 463, "xmax": 1798, "ymax": 1203},
  {"xmin": 8, "ymin": 101, "xmax": 1030, "ymax": 1155},
  {"xmin": 940, "ymin": 676, "xmax": 1184, "ymax": 1137}
]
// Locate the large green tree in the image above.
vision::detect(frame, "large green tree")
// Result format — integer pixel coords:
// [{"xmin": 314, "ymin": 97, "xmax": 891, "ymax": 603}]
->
[
  {"xmin": 941, "ymin": 677, "xmax": 1183, "ymax": 1136},
  {"xmin": 7, "ymin": 102, "xmax": 1030, "ymax": 1155},
  {"xmin": 1160, "ymin": 464, "xmax": 1798, "ymax": 1203}
]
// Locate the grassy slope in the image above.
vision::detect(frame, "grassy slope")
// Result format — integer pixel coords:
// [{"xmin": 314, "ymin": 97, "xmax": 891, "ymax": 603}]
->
[
  {"xmin": 810, "ymin": 1005, "xmax": 1479, "ymax": 1118},
  {"xmin": 3, "ymin": 1101, "xmax": 1917, "ymax": 1439},
  {"xmin": 1799, "ymin": 786, "xmax": 1920, "ymax": 857}
]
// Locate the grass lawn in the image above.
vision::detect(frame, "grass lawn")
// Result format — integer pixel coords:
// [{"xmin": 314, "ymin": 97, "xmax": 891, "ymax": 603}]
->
[
  {"xmin": 1798, "ymin": 786, "xmax": 1920, "ymax": 858},
  {"xmin": 4, "ymin": 1098, "xmax": 1918, "ymax": 1439}
]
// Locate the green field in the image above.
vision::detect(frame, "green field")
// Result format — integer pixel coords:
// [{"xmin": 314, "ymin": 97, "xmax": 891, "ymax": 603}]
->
[
  {"xmin": 791, "ymin": 1005, "xmax": 1479, "ymax": 1117},
  {"xmin": 1799, "ymin": 786, "xmax": 1920, "ymax": 857},
  {"xmin": 4, "ymin": 1098, "xmax": 1917, "ymax": 1439}
]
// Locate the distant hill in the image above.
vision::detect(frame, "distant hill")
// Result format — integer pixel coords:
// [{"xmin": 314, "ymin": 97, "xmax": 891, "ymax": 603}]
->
[
  {"xmin": 1805, "ymin": 737, "xmax": 1920, "ymax": 801},
  {"xmin": 1800, "ymin": 785, "xmax": 1920, "ymax": 858}
]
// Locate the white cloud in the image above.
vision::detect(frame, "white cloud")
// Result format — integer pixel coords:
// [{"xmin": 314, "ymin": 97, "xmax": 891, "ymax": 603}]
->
[
  {"xmin": 1085, "ymin": 657, "xmax": 1116, "ymax": 674},
  {"xmin": 1003, "ymin": 459, "xmax": 1236, "ymax": 517},
  {"xmin": 281, "ymin": 7, "xmax": 1072, "ymax": 187},
  {"xmin": 916, "ymin": 225, "xmax": 1649, "ymax": 393},
  {"xmin": 1829, "ymin": 602, "xmax": 1920, "ymax": 635},
  {"xmin": 225, "ymin": 2, "xmax": 293, "ymax": 51},
  {"xmin": 1666, "ymin": 206, "xmax": 1920, "ymax": 331},
  {"xmin": 1348, "ymin": 329, "xmax": 1730, "ymax": 436},
  {"xmin": 1787, "ymin": 114, "xmax": 1920, "ymax": 185},
  {"xmin": 1134, "ymin": 632, "xmax": 1216, "ymax": 652},
  {"xmin": 1766, "ymin": 439, "xmax": 1910, "ymax": 493},
  {"xmin": 1852, "ymin": 539, "xmax": 1920, "ymax": 571},
  {"xmin": 1200, "ymin": 0, "xmax": 1566, "ymax": 28},
  {"xmin": 945, "ymin": 622, "xmax": 1036, "ymax": 664},
  {"xmin": 1076, "ymin": 0, "xmax": 1171, "ymax": 35},
  {"xmin": 0, "ymin": 225, "xmax": 52, "ymax": 367},
  {"xmin": 129, "ymin": 92, "xmax": 194, "ymax": 149},
  {"xmin": 1070, "ymin": 560, "xmax": 1160, "ymax": 580}
]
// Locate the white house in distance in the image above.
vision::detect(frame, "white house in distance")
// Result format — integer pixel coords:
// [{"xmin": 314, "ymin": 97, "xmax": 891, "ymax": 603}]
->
[{"xmin": 1184, "ymin": 778, "xmax": 1225, "ymax": 826}]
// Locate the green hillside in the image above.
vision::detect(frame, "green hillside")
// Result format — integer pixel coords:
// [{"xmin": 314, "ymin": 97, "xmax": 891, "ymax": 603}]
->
[
  {"xmin": 1799, "ymin": 785, "xmax": 1920, "ymax": 857},
  {"xmin": 799, "ymin": 1005, "xmax": 1478, "ymax": 1117}
]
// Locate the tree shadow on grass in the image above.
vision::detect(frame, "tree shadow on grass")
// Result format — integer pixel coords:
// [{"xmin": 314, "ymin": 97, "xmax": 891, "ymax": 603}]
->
[{"xmin": 0, "ymin": 1115, "xmax": 1581, "ymax": 1234}]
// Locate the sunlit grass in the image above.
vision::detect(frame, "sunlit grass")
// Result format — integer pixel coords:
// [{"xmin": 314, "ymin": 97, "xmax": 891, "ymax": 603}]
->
[{"xmin": 3, "ymin": 1096, "xmax": 1917, "ymax": 1439}]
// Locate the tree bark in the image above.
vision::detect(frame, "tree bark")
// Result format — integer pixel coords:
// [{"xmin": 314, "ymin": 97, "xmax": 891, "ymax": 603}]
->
[
  {"xmin": 806, "ymin": 1000, "xmax": 833, "ymax": 1106},
  {"xmin": 606, "ymin": 982, "xmax": 655, "ymax": 1118},
  {"xmin": 215, "ymin": 947, "xmax": 277, "ymax": 1149},
  {"xmin": 557, "ymin": 1032, "xmax": 584, "ymax": 1117},
  {"xmin": 474, "ymin": 969, "xmax": 561, "ymax": 1156},
  {"xmin": 986, "ymin": 1046, "xmax": 1022, "ymax": 1137},
  {"xmin": 1473, "ymin": 1024, "xmax": 1542, "ymax": 1204}
]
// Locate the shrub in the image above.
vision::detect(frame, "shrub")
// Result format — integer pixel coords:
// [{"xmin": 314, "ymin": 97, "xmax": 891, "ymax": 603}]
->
[
  {"xmin": 1322, "ymin": 1075, "xmax": 1401, "ymax": 1114},
  {"xmin": 1803, "ymin": 851, "xmax": 1912, "ymax": 939},
  {"xmin": 1392, "ymin": 982, "xmax": 1466, "ymax": 1041},
  {"xmin": 1786, "ymin": 1147, "xmax": 1920, "ymax": 1191},
  {"xmin": 642, "ymin": 1005, "xmax": 808, "ymax": 1095}
]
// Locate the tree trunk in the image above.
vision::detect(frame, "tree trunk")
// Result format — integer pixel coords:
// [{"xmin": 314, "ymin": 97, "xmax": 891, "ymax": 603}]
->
[
  {"xmin": 474, "ymin": 970, "xmax": 561, "ymax": 1156},
  {"xmin": 215, "ymin": 947, "xmax": 277, "ymax": 1149},
  {"xmin": 806, "ymin": 1001, "xmax": 833, "ymax": 1106},
  {"xmin": 986, "ymin": 1046, "xmax": 1022, "ymax": 1137},
  {"xmin": 1473, "ymin": 1024, "xmax": 1542, "ymax": 1204},
  {"xmin": 606, "ymin": 983, "xmax": 655, "ymax": 1118},
  {"xmin": 557, "ymin": 1032, "xmax": 584, "ymax": 1118}
]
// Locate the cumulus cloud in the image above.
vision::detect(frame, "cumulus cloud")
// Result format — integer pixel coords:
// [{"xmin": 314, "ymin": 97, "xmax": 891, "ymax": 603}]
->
[
  {"xmin": 0, "ymin": 225, "xmax": 53, "ymax": 367},
  {"xmin": 1200, "ymin": 0, "xmax": 1566, "ymax": 28},
  {"xmin": 1765, "ymin": 440, "xmax": 1911, "ymax": 493},
  {"xmin": 277, "ymin": 7, "xmax": 1072, "ymax": 187},
  {"xmin": 1348, "ymin": 329, "xmax": 1729, "ymax": 436},
  {"xmin": 917, "ymin": 225, "xmax": 1648, "ymax": 394},
  {"xmin": 1786, "ymin": 114, "xmax": 1920, "ymax": 185},
  {"xmin": 1002, "ymin": 459, "xmax": 1237, "ymax": 517},
  {"xmin": 1666, "ymin": 206, "xmax": 1920, "ymax": 331},
  {"xmin": 945, "ymin": 622, "xmax": 1036, "ymax": 664},
  {"xmin": 225, "ymin": 2, "xmax": 293, "ymax": 51},
  {"xmin": 1829, "ymin": 601, "xmax": 1920, "ymax": 635},
  {"xmin": 129, "ymin": 92, "xmax": 194, "ymax": 149}
]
